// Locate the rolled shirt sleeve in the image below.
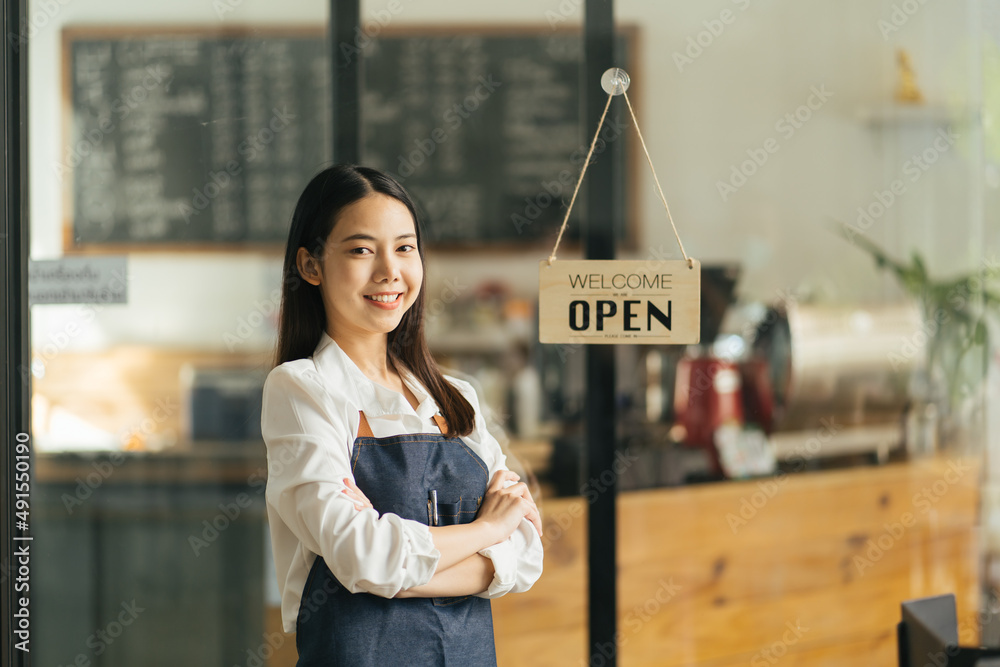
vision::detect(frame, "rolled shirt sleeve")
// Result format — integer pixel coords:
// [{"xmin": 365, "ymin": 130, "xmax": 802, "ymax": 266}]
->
[
  {"xmin": 446, "ymin": 377, "xmax": 545, "ymax": 598},
  {"xmin": 262, "ymin": 364, "xmax": 441, "ymax": 599}
]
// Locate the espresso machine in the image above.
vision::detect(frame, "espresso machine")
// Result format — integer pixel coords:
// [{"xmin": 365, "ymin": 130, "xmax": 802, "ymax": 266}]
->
[
  {"xmin": 629, "ymin": 267, "xmax": 923, "ymax": 482},
  {"xmin": 750, "ymin": 301, "xmax": 922, "ymax": 463}
]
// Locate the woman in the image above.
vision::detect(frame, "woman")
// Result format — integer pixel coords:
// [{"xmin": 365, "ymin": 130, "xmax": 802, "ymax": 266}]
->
[{"xmin": 262, "ymin": 164, "xmax": 544, "ymax": 666}]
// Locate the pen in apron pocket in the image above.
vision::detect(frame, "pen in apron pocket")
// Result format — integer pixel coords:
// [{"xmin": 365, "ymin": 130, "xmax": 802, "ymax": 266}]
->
[{"xmin": 427, "ymin": 490, "xmax": 439, "ymax": 526}]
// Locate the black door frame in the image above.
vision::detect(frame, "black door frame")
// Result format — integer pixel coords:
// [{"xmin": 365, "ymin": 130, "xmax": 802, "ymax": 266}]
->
[
  {"xmin": 2, "ymin": 0, "xmax": 30, "ymax": 665},
  {"xmin": 582, "ymin": 2, "xmax": 620, "ymax": 664}
]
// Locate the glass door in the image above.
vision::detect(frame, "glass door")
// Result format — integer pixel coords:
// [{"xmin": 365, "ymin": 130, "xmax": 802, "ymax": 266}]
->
[{"xmin": 26, "ymin": 2, "xmax": 331, "ymax": 665}]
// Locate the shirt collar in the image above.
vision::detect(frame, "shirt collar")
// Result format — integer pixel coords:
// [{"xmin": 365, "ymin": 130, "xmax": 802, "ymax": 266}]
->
[{"xmin": 313, "ymin": 331, "xmax": 440, "ymax": 420}]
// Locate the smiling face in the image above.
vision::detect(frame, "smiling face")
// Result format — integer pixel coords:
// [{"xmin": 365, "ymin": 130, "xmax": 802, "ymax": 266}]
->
[{"xmin": 296, "ymin": 193, "xmax": 423, "ymax": 342}]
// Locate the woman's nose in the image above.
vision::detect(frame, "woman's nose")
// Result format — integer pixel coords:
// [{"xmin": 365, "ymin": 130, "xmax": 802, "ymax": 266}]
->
[{"xmin": 373, "ymin": 253, "xmax": 401, "ymax": 282}]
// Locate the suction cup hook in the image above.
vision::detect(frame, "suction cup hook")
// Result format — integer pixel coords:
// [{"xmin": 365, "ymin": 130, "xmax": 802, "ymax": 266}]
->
[{"xmin": 601, "ymin": 67, "xmax": 630, "ymax": 96}]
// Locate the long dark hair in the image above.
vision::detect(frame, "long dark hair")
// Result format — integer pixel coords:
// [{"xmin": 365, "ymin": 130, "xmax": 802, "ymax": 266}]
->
[{"xmin": 274, "ymin": 164, "xmax": 475, "ymax": 437}]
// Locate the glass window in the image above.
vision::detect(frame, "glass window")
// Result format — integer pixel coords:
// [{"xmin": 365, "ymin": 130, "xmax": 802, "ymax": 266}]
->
[
  {"xmin": 24, "ymin": 1, "xmax": 997, "ymax": 665},
  {"xmin": 30, "ymin": 3, "xmax": 330, "ymax": 665}
]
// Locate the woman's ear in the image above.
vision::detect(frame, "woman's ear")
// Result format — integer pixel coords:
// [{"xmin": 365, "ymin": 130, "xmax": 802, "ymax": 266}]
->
[{"xmin": 296, "ymin": 247, "xmax": 322, "ymax": 286}]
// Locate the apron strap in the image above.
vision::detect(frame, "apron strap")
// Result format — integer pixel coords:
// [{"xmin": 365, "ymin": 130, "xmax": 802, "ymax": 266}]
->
[
  {"xmin": 432, "ymin": 414, "xmax": 449, "ymax": 436},
  {"xmin": 356, "ymin": 411, "xmax": 374, "ymax": 439},
  {"xmin": 356, "ymin": 410, "xmax": 449, "ymax": 438}
]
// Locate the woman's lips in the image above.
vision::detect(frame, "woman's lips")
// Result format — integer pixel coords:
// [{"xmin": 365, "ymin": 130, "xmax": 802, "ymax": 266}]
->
[{"xmin": 364, "ymin": 293, "xmax": 402, "ymax": 310}]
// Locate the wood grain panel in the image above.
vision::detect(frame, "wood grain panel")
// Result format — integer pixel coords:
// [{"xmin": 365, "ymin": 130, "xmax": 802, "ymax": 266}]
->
[
  {"xmin": 492, "ymin": 457, "xmax": 981, "ymax": 667},
  {"xmin": 618, "ymin": 456, "xmax": 978, "ymax": 561}
]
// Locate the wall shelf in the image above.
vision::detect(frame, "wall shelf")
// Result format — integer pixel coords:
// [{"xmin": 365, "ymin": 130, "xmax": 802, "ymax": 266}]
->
[{"xmin": 856, "ymin": 104, "xmax": 962, "ymax": 128}]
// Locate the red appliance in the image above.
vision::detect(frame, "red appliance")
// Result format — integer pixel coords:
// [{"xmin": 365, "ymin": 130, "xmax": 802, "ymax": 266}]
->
[{"xmin": 673, "ymin": 357, "xmax": 744, "ymax": 474}]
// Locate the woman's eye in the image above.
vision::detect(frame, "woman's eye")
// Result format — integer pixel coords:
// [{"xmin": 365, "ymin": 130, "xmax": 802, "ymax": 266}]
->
[
  {"xmin": 397, "ymin": 244, "xmax": 416, "ymax": 253},
  {"xmin": 349, "ymin": 247, "xmax": 373, "ymax": 255}
]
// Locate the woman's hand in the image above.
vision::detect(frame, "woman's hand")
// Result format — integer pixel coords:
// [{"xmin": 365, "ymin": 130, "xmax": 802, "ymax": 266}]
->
[
  {"xmin": 518, "ymin": 477, "xmax": 543, "ymax": 538},
  {"xmin": 342, "ymin": 477, "xmax": 373, "ymax": 510},
  {"xmin": 476, "ymin": 470, "xmax": 543, "ymax": 543}
]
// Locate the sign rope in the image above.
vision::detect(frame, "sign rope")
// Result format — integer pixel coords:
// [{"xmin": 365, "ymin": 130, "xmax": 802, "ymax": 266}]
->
[{"xmin": 547, "ymin": 68, "xmax": 693, "ymax": 269}]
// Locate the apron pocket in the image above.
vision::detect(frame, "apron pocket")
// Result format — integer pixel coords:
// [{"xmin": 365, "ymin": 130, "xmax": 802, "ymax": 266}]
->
[
  {"xmin": 435, "ymin": 496, "xmax": 482, "ymax": 526},
  {"xmin": 432, "ymin": 496, "xmax": 484, "ymax": 606},
  {"xmin": 432, "ymin": 595, "xmax": 471, "ymax": 606}
]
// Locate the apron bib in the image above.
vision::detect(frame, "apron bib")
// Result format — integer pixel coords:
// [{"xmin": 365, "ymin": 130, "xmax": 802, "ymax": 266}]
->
[{"xmin": 295, "ymin": 411, "xmax": 496, "ymax": 666}]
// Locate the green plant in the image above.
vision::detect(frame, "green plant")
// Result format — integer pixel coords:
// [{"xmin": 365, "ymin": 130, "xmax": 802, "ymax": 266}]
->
[{"xmin": 834, "ymin": 224, "xmax": 1000, "ymax": 422}]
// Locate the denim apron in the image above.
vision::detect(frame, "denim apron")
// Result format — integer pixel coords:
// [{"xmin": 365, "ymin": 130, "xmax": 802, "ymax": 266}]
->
[{"xmin": 295, "ymin": 410, "xmax": 497, "ymax": 666}]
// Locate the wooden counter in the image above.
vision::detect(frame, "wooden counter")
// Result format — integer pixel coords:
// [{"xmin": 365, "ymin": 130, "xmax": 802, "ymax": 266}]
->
[
  {"xmin": 491, "ymin": 455, "xmax": 980, "ymax": 666},
  {"xmin": 34, "ymin": 350, "xmax": 983, "ymax": 663}
]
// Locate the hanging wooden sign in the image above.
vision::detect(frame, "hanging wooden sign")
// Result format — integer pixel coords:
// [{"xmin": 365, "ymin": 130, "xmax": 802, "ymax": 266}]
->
[
  {"xmin": 539, "ymin": 259, "xmax": 700, "ymax": 345},
  {"xmin": 538, "ymin": 69, "xmax": 700, "ymax": 346}
]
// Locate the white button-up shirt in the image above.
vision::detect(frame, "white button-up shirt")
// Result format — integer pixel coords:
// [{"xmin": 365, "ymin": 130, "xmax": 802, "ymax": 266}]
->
[{"xmin": 262, "ymin": 332, "xmax": 544, "ymax": 633}]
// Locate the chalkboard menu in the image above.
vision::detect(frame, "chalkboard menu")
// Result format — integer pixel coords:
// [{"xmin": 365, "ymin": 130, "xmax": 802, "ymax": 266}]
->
[{"xmin": 64, "ymin": 27, "xmax": 632, "ymax": 248}]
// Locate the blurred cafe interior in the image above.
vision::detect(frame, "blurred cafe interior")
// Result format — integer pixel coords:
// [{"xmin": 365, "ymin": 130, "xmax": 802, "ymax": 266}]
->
[{"xmin": 5, "ymin": 0, "xmax": 1000, "ymax": 665}]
